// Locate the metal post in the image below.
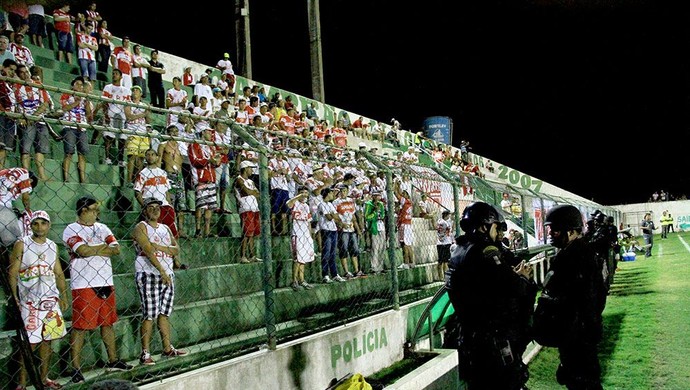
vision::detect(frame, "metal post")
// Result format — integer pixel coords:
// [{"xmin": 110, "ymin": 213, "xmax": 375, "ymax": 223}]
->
[
  {"xmin": 235, "ymin": 0, "xmax": 252, "ymax": 79},
  {"xmin": 258, "ymin": 150, "xmax": 276, "ymax": 349},
  {"xmin": 428, "ymin": 314, "xmax": 435, "ymax": 352},
  {"xmin": 452, "ymin": 184, "xmax": 462, "ymax": 235},
  {"xmin": 385, "ymin": 171, "xmax": 400, "ymax": 310},
  {"xmin": 307, "ymin": 0, "xmax": 325, "ymax": 102}
]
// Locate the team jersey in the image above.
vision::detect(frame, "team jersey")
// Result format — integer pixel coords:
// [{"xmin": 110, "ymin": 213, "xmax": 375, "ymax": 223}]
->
[
  {"xmin": 134, "ymin": 167, "xmax": 170, "ymax": 205},
  {"xmin": 134, "ymin": 222, "xmax": 174, "ymax": 276},
  {"xmin": 60, "ymin": 94, "xmax": 88, "ymax": 127},
  {"xmin": 234, "ymin": 176, "xmax": 259, "ymax": 213},
  {"xmin": 77, "ymin": 33, "xmax": 97, "ymax": 61},
  {"xmin": 216, "ymin": 59, "xmax": 235, "ymax": 75},
  {"xmin": 126, "ymin": 101, "xmax": 148, "ymax": 132},
  {"xmin": 334, "ymin": 197, "xmax": 357, "ymax": 232},
  {"xmin": 291, "ymin": 200, "xmax": 312, "ymax": 236},
  {"xmin": 112, "ymin": 46, "xmax": 133, "ymax": 75},
  {"xmin": 268, "ymin": 158, "xmax": 290, "ymax": 190},
  {"xmin": 9, "ymin": 43, "xmax": 34, "ymax": 66},
  {"xmin": 102, "ymin": 83, "xmax": 131, "ymax": 119},
  {"xmin": 0, "ymin": 167, "xmax": 32, "ymax": 208},
  {"xmin": 398, "ymin": 197, "xmax": 413, "ymax": 225},
  {"xmin": 17, "ymin": 236, "xmax": 60, "ymax": 304},
  {"xmin": 14, "ymin": 83, "xmax": 43, "ymax": 116},
  {"xmin": 63, "ymin": 221, "xmax": 118, "ymax": 290}
]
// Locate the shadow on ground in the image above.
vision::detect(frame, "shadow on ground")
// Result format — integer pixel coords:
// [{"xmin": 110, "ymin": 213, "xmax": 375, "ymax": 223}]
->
[
  {"xmin": 608, "ymin": 268, "xmax": 653, "ymax": 297},
  {"xmin": 599, "ymin": 312, "xmax": 625, "ymax": 379}
]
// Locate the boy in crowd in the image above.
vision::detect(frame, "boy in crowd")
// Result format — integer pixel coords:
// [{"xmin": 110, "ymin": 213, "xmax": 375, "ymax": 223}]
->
[
  {"xmin": 287, "ymin": 187, "xmax": 314, "ymax": 290},
  {"xmin": 9, "ymin": 210, "xmax": 67, "ymax": 389}
]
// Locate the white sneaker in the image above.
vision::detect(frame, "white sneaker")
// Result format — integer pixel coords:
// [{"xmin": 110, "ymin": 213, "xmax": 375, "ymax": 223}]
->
[
  {"xmin": 300, "ymin": 281, "xmax": 313, "ymax": 290},
  {"xmin": 345, "ymin": 272, "xmax": 354, "ymax": 278},
  {"xmin": 323, "ymin": 275, "xmax": 333, "ymax": 283},
  {"xmin": 333, "ymin": 275, "xmax": 346, "ymax": 282},
  {"xmin": 398, "ymin": 263, "xmax": 409, "ymax": 270},
  {"xmin": 104, "ymin": 157, "xmax": 113, "ymax": 165}
]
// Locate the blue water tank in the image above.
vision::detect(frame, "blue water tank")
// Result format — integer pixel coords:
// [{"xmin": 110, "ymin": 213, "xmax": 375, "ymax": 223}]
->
[{"xmin": 423, "ymin": 116, "xmax": 453, "ymax": 145}]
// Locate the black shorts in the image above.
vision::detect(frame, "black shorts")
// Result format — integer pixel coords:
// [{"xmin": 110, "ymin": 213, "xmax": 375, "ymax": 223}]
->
[
  {"xmin": 182, "ymin": 162, "xmax": 194, "ymax": 191},
  {"xmin": 437, "ymin": 244, "xmax": 451, "ymax": 264}
]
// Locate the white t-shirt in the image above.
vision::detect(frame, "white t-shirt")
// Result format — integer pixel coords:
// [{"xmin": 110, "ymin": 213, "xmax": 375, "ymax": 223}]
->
[
  {"xmin": 17, "ymin": 236, "xmax": 60, "ymax": 303},
  {"xmin": 102, "ymin": 83, "xmax": 131, "ymax": 119},
  {"xmin": 134, "ymin": 167, "xmax": 171, "ymax": 205},
  {"xmin": 134, "ymin": 222, "xmax": 174, "ymax": 276},
  {"xmin": 63, "ymin": 221, "xmax": 118, "ymax": 290},
  {"xmin": 318, "ymin": 201, "xmax": 338, "ymax": 232},
  {"xmin": 291, "ymin": 200, "xmax": 311, "ymax": 237},
  {"xmin": 436, "ymin": 218, "xmax": 454, "ymax": 245}
]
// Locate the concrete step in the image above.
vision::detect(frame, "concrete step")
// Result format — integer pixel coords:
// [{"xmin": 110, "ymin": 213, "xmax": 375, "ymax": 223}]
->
[{"xmin": 0, "ymin": 273, "xmax": 440, "ymax": 384}]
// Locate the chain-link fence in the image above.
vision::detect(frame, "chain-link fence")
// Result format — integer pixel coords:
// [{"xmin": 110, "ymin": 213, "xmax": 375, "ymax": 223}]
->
[
  {"xmin": 0, "ymin": 73, "xmax": 477, "ymax": 389},
  {"xmin": 0, "ymin": 70, "xmax": 619, "ymax": 388}
]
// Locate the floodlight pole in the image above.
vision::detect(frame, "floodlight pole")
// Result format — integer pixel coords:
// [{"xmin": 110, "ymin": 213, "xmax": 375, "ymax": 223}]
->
[
  {"xmin": 307, "ymin": 0, "xmax": 325, "ymax": 102},
  {"xmin": 235, "ymin": 0, "xmax": 252, "ymax": 79}
]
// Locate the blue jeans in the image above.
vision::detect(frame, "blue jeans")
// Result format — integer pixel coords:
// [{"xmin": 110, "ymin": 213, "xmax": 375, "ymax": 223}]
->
[
  {"xmin": 643, "ymin": 234, "xmax": 653, "ymax": 257},
  {"xmin": 78, "ymin": 58, "xmax": 97, "ymax": 81},
  {"xmin": 321, "ymin": 230, "xmax": 338, "ymax": 277}
]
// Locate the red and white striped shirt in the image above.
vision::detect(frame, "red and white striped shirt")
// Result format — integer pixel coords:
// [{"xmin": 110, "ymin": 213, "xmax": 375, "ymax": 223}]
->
[
  {"xmin": 0, "ymin": 168, "xmax": 32, "ymax": 208},
  {"xmin": 9, "ymin": 44, "xmax": 34, "ymax": 67},
  {"xmin": 112, "ymin": 46, "xmax": 133, "ymax": 75},
  {"xmin": 77, "ymin": 33, "xmax": 97, "ymax": 61},
  {"xmin": 60, "ymin": 94, "xmax": 88, "ymax": 127},
  {"xmin": 14, "ymin": 84, "xmax": 43, "ymax": 115}
]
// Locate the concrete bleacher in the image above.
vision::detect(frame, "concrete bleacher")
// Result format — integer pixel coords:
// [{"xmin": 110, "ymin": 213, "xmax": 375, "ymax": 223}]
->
[{"xmin": 0, "ymin": 40, "xmax": 445, "ymax": 386}]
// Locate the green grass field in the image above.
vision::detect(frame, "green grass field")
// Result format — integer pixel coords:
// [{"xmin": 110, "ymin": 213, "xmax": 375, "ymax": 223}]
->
[{"xmin": 527, "ymin": 232, "xmax": 690, "ymax": 389}]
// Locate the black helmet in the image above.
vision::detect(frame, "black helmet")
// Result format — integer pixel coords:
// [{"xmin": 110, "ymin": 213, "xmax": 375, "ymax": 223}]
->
[
  {"xmin": 545, "ymin": 204, "xmax": 583, "ymax": 231},
  {"xmin": 594, "ymin": 212, "xmax": 606, "ymax": 223},
  {"xmin": 460, "ymin": 201, "xmax": 503, "ymax": 233}
]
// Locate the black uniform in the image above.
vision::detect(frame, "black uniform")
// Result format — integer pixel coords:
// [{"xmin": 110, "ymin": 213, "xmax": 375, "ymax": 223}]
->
[
  {"xmin": 585, "ymin": 219, "xmax": 612, "ymax": 291},
  {"xmin": 446, "ymin": 232, "xmax": 536, "ymax": 389},
  {"xmin": 542, "ymin": 238, "xmax": 606, "ymax": 389}
]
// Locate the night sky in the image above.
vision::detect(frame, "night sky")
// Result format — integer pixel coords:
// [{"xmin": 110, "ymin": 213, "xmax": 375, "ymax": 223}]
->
[{"xmin": 87, "ymin": 0, "xmax": 690, "ymax": 205}]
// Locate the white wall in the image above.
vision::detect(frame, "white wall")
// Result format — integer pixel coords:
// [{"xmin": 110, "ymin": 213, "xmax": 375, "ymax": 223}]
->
[{"xmin": 140, "ymin": 302, "xmax": 426, "ymax": 390}]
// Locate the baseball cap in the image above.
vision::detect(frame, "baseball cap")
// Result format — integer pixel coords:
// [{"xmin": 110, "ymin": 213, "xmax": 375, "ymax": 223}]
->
[
  {"xmin": 372, "ymin": 189, "xmax": 382, "ymax": 196},
  {"xmin": 224, "ymin": 52, "xmax": 229, "ymax": 58},
  {"xmin": 358, "ymin": 142, "xmax": 366, "ymax": 148},
  {"xmin": 212, "ymin": 87, "xmax": 221, "ymax": 93},
  {"xmin": 240, "ymin": 160, "xmax": 256, "ymax": 169},
  {"xmin": 30, "ymin": 210, "xmax": 50, "ymax": 223},
  {"xmin": 143, "ymin": 197, "xmax": 163, "ymax": 207}
]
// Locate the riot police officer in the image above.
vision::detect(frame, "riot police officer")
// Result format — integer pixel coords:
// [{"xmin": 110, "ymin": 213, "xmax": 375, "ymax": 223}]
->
[
  {"xmin": 445, "ymin": 201, "xmax": 535, "ymax": 389},
  {"xmin": 542, "ymin": 204, "xmax": 607, "ymax": 389},
  {"xmin": 584, "ymin": 210, "xmax": 612, "ymax": 291}
]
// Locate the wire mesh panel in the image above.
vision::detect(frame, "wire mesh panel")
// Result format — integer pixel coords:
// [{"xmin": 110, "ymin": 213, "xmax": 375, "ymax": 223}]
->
[{"xmin": 0, "ymin": 69, "xmax": 601, "ymax": 388}]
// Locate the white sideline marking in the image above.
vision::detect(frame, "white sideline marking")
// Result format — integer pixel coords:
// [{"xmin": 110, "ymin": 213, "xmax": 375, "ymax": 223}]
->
[{"xmin": 678, "ymin": 236, "xmax": 690, "ymax": 253}]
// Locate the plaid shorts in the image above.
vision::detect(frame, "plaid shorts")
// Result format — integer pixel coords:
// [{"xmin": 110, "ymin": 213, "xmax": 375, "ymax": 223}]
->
[{"xmin": 135, "ymin": 272, "xmax": 175, "ymax": 320}]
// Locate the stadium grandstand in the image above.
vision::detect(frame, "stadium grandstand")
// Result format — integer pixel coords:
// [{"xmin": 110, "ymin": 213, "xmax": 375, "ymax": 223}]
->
[{"xmin": 0, "ymin": 5, "xmax": 651, "ymax": 390}]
